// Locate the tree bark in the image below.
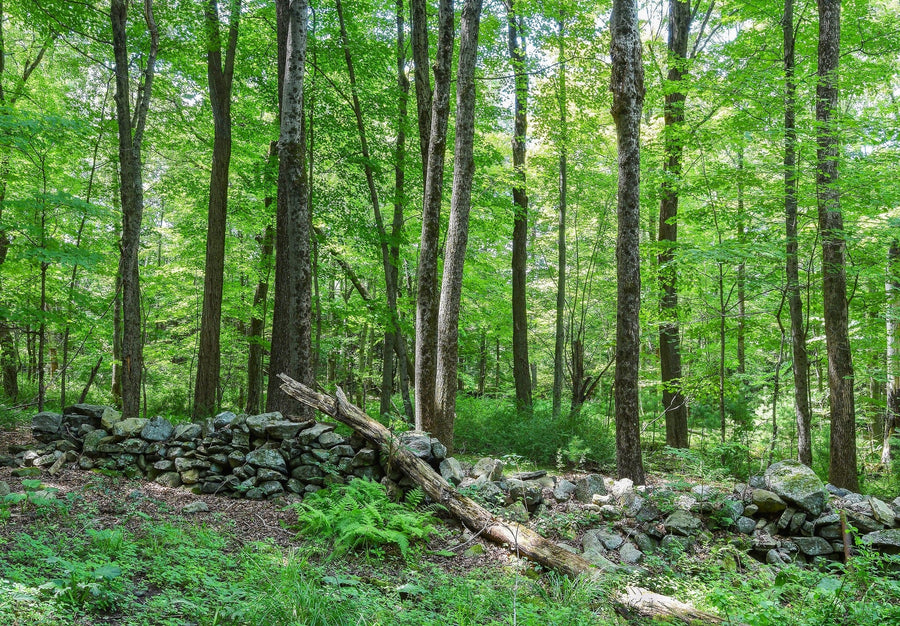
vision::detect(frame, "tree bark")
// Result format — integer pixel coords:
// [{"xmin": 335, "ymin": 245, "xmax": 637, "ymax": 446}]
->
[
  {"xmin": 246, "ymin": 224, "xmax": 273, "ymax": 415},
  {"xmin": 278, "ymin": 375, "xmax": 723, "ymax": 624},
  {"xmin": 194, "ymin": 0, "xmax": 240, "ymax": 419},
  {"xmin": 505, "ymin": 1, "xmax": 531, "ymax": 413},
  {"xmin": 552, "ymin": 16, "xmax": 567, "ymax": 419},
  {"xmin": 883, "ymin": 239, "xmax": 899, "ymax": 464},
  {"xmin": 415, "ymin": 0, "xmax": 453, "ymax": 433},
  {"xmin": 657, "ymin": 0, "xmax": 691, "ymax": 449},
  {"xmin": 610, "ymin": 0, "xmax": 645, "ymax": 484},
  {"xmin": 784, "ymin": 0, "xmax": 813, "ymax": 466},
  {"xmin": 111, "ymin": 0, "xmax": 158, "ymax": 420},
  {"xmin": 435, "ymin": 0, "xmax": 482, "ymax": 452},
  {"xmin": 267, "ymin": 0, "xmax": 313, "ymax": 418},
  {"xmin": 817, "ymin": 0, "xmax": 857, "ymax": 491},
  {"xmin": 409, "ymin": 0, "xmax": 431, "ymax": 179}
]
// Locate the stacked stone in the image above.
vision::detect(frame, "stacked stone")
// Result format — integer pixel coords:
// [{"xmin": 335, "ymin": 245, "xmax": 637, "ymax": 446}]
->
[{"xmin": 28, "ymin": 405, "xmax": 384, "ymax": 500}]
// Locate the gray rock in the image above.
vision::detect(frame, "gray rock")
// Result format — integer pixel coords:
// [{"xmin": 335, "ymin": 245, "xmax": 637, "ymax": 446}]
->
[
  {"xmin": 256, "ymin": 468, "xmax": 287, "ymax": 482},
  {"xmin": 574, "ymin": 474, "xmax": 607, "ymax": 503},
  {"xmin": 860, "ymin": 529, "xmax": 900, "ymax": 554},
  {"xmin": 213, "ymin": 411, "xmax": 238, "ymax": 429},
  {"xmin": 765, "ymin": 460, "xmax": 827, "ymax": 516},
  {"xmin": 826, "ymin": 483, "xmax": 851, "ymax": 497},
  {"xmin": 778, "ymin": 507, "xmax": 797, "ymax": 531},
  {"xmin": 183, "ymin": 501, "xmax": 210, "ymax": 514},
  {"xmin": 633, "ymin": 533, "xmax": 658, "ymax": 554},
  {"xmin": 751, "ymin": 531, "xmax": 778, "ymax": 551},
  {"xmin": 473, "ymin": 458, "xmax": 504, "ymax": 481},
  {"xmin": 660, "ymin": 534, "xmax": 694, "ymax": 554},
  {"xmin": 721, "ymin": 499, "xmax": 744, "ymax": 522},
  {"xmin": 155, "ymin": 472, "xmax": 182, "ymax": 488},
  {"xmin": 618, "ymin": 542, "xmax": 643, "ymax": 564},
  {"xmin": 736, "ymin": 516, "xmax": 757, "ymax": 534},
  {"xmin": 112, "ymin": 418, "xmax": 148, "ymax": 439},
  {"xmin": 141, "ymin": 416, "xmax": 174, "ymax": 442},
  {"xmin": 121, "ymin": 438, "xmax": 147, "ymax": 454},
  {"xmin": 794, "ymin": 536, "xmax": 833, "ymax": 556},
  {"xmin": 581, "ymin": 548, "xmax": 619, "ymax": 572},
  {"xmin": 845, "ymin": 510, "xmax": 883, "ymax": 534},
  {"xmin": 259, "ymin": 480, "xmax": 284, "ymax": 497},
  {"xmin": 748, "ymin": 475, "xmax": 767, "ymax": 489},
  {"xmin": 99, "ymin": 407, "xmax": 124, "ymax": 430},
  {"xmin": 82, "ymin": 429, "xmax": 109, "ymax": 455},
  {"xmin": 439, "ymin": 457, "xmax": 465, "ymax": 486},
  {"xmin": 553, "ymin": 479, "xmax": 576, "ymax": 502},
  {"xmin": 63, "ymin": 404, "xmax": 109, "ymax": 420},
  {"xmin": 173, "ymin": 423, "xmax": 202, "ymax": 441},
  {"xmin": 298, "ymin": 423, "xmax": 335, "ymax": 445},
  {"xmin": 395, "ymin": 431, "xmax": 431, "ymax": 458},
  {"xmin": 430, "ymin": 439, "xmax": 447, "ymax": 461},
  {"xmin": 352, "ymin": 448, "xmax": 377, "ymax": 467},
  {"xmin": 246, "ymin": 412, "xmax": 283, "ymax": 435},
  {"xmin": 788, "ymin": 512, "xmax": 807, "ymax": 535},
  {"xmin": 869, "ymin": 497, "xmax": 897, "ymax": 526},
  {"xmin": 584, "ymin": 527, "xmax": 624, "ymax": 551},
  {"xmin": 318, "ymin": 431, "xmax": 344, "ymax": 447},
  {"xmin": 691, "ymin": 485, "xmax": 716, "ymax": 501},
  {"xmin": 32, "ymin": 412, "xmax": 62, "ymax": 436},
  {"xmin": 328, "ymin": 445, "xmax": 356, "ymax": 459},
  {"xmin": 751, "ymin": 489, "xmax": 787, "ymax": 514},
  {"xmin": 245, "ymin": 448, "xmax": 287, "ymax": 473},
  {"xmin": 266, "ymin": 421, "xmax": 304, "ymax": 440},
  {"xmin": 291, "ymin": 465, "xmax": 324, "ymax": 481},
  {"xmin": 664, "ymin": 510, "xmax": 703, "ymax": 536},
  {"xmin": 610, "ymin": 478, "xmax": 634, "ymax": 500}
]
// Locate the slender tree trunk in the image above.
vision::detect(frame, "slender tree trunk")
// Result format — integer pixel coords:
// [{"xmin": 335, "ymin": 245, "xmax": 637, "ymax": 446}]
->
[
  {"xmin": 552, "ymin": 16, "xmax": 567, "ymax": 419},
  {"xmin": 784, "ymin": 0, "xmax": 812, "ymax": 466},
  {"xmin": 267, "ymin": 0, "xmax": 313, "ymax": 418},
  {"xmin": 415, "ymin": 0, "xmax": 453, "ymax": 433},
  {"xmin": 736, "ymin": 148, "xmax": 746, "ymax": 377},
  {"xmin": 883, "ymin": 240, "xmax": 899, "ymax": 464},
  {"xmin": 505, "ymin": 1, "xmax": 531, "ymax": 412},
  {"xmin": 246, "ymin": 224, "xmax": 273, "ymax": 415},
  {"xmin": 817, "ymin": 0, "xmax": 857, "ymax": 491},
  {"xmin": 409, "ymin": 0, "xmax": 431, "ymax": 179},
  {"xmin": 110, "ymin": 0, "xmax": 158, "ymax": 419},
  {"xmin": 434, "ymin": 0, "xmax": 482, "ymax": 452},
  {"xmin": 610, "ymin": 0, "xmax": 646, "ymax": 484},
  {"xmin": 194, "ymin": 0, "xmax": 240, "ymax": 419},
  {"xmin": 658, "ymin": 0, "xmax": 691, "ymax": 448}
]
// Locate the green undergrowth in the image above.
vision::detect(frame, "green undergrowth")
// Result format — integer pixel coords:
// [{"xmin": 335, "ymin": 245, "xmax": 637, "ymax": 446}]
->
[{"xmin": 2, "ymin": 476, "xmax": 899, "ymax": 625}]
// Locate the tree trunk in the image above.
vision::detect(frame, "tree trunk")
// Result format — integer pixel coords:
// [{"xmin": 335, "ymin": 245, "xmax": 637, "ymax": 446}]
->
[
  {"xmin": 267, "ymin": 0, "xmax": 313, "ymax": 418},
  {"xmin": 194, "ymin": 0, "xmax": 240, "ymax": 419},
  {"xmin": 409, "ymin": 0, "xmax": 431, "ymax": 179},
  {"xmin": 278, "ymin": 375, "xmax": 723, "ymax": 625},
  {"xmin": 817, "ymin": 0, "xmax": 857, "ymax": 491},
  {"xmin": 883, "ymin": 239, "xmax": 900, "ymax": 464},
  {"xmin": 434, "ymin": 0, "xmax": 482, "ymax": 452},
  {"xmin": 610, "ymin": 0, "xmax": 645, "ymax": 485},
  {"xmin": 110, "ymin": 0, "xmax": 158, "ymax": 420},
  {"xmin": 657, "ymin": 0, "xmax": 691, "ymax": 449},
  {"xmin": 506, "ymin": 1, "xmax": 531, "ymax": 413},
  {"xmin": 784, "ymin": 0, "xmax": 813, "ymax": 466},
  {"xmin": 246, "ymin": 224, "xmax": 274, "ymax": 415},
  {"xmin": 415, "ymin": 0, "xmax": 453, "ymax": 433},
  {"xmin": 552, "ymin": 16, "xmax": 567, "ymax": 419}
]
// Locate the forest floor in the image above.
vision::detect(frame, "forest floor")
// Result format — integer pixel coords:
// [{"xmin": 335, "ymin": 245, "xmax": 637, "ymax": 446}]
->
[{"xmin": 1, "ymin": 425, "xmax": 899, "ymax": 625}]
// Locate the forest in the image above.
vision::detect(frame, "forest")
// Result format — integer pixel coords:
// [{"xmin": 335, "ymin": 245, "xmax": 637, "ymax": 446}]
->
[{"xmin": 0, "ymin": 0, "xmax": 899, "ymax": 623}]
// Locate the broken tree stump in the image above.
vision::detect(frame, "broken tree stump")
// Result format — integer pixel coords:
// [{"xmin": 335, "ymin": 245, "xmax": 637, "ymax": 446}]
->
[{"xmin": 278, "ymin": 374, "xmax": 725, "ymax": 624}]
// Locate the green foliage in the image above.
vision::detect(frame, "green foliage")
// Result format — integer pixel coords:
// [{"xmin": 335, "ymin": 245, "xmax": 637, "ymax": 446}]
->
[
  {"xmin": 454, "ymin": 396, "xmax": 615, "ymax": 470},
  {"xmin": 289, "ymin": 479, "xmax": 437, "ymax": 560}
]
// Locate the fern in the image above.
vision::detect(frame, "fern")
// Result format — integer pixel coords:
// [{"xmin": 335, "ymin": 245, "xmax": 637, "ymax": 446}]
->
[{"xmin": 288, "ymin": 479, "xmax": 437, "ymax": 561}]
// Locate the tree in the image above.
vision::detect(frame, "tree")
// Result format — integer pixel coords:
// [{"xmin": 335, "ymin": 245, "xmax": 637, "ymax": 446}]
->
[
  {"xmin": 657, "ymin": 0, "xmax": 691, "ymax": 449},
  {"xmin": 816, "ymin": 0, "xmax": 857, "ymax": 490},
  {"xmin": 610, "ymin": 0, "xmax": 645, "ymax": 484},
  {"xmin": 434, "ymin": 0, "xmax": 483, "ymax": 452},
  {"xmin": 883, "ymin": 238, "xmax": 900, "ymax": 464},
  {"xmin": 414, "ymin": 0, "xmax": 453, "ymax": 433},
  {"xmin": 267, "ymin": 0, "xmax": 313, "ymax": 417},
  {"xmin": 552, "ymin": 13, "xmax": 567, "ymax": 419},
  {"xmin": 783, "ymin": 0, "xmax": 812, "ymax": 465},
  {"xmin": 110, "ymin": 0, "xmax": 158, "ymax": 420},
  {"xmin": 505, "ymin": 0, "xmax": 531, "ymax": 412},
  {"xmin": 194, "ymin": 0, "xmax": 241, "ymax": 419}
]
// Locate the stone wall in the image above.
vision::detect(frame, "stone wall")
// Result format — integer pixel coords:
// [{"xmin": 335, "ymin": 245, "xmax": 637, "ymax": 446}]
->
[{"xmin": 27, "ymin": 404, "xmax": 446, "ymax": 500}]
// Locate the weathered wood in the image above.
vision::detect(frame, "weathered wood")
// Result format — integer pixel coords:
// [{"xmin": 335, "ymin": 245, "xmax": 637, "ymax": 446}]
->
[{"xmin": 278, "ymin": 374, "xmax": 724, "ymax": 623}]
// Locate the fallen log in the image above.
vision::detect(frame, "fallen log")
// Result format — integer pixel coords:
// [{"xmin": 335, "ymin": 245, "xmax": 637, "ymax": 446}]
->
[{"xmin": 278, "ymin": 374, "xmax": 726, "ymax": 624}]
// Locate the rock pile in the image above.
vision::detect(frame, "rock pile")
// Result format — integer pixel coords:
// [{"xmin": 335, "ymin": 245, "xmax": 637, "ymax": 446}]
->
[
  {"xmin": 24, "ymin": 404, "xmax": 444, "ymax": 500},
  {"xmin": 443, "ymin": 457, "xmax": 900, "ymax": 569}
]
